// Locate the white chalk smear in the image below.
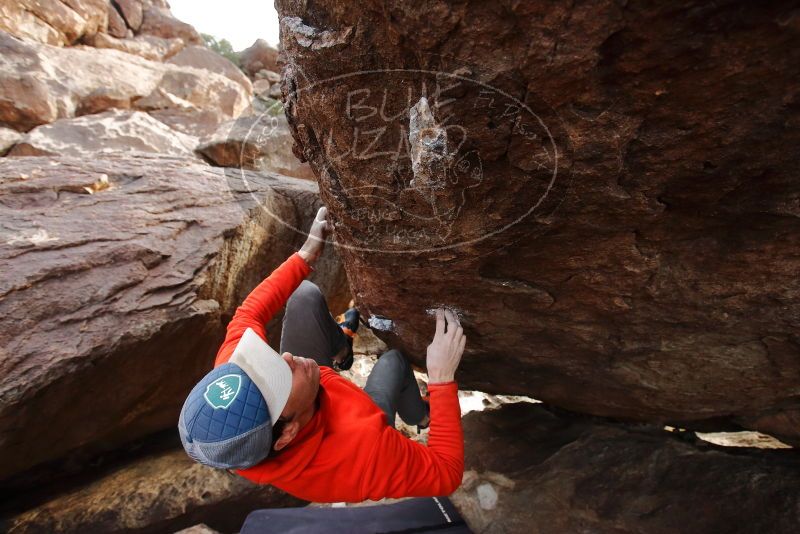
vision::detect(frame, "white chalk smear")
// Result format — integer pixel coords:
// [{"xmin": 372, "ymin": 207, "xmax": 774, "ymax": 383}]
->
[
  {"xmin": 368, "ymin": 315, "xmax": 395, "ymax": 332},
  {"xmin": 6, "ymin": 228, "xmax": 59, "ymax": 246},
  {"xmin": 425, "ymin": 306, "xmax": 466, "ymax": 322}
]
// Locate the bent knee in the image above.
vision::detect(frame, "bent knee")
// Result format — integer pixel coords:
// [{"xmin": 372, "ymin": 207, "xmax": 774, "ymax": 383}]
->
[
  {"xmin": 287, "ymin": 280, "xmax": 323, "ymax": 309},
  {"xmin": 378, "ymin": 349, "xmax": 407, "ymax": 369}
]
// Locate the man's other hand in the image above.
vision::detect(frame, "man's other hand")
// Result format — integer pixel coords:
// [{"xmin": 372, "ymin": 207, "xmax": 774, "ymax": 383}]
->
[
  {"xmin": 298, "ymin": 207, "xmax": 332, "ymax": 265},
  {"xmin": 426, "ymin": 309, "xmax": 466, "ymax": 384}
]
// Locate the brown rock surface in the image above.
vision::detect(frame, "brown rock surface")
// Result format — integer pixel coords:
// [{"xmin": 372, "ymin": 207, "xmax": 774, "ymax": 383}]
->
[
  {"xmin": 451, "ymin": 402, "xmax": 800, "ymax": 533},
  {"xmin": 0, "ymin": 32, "xmax": 249, "ymax": 131},
  {"xmin": 149, "ymin": 108, "xmax": 225, "ymax": 139},
  {"xmin": 114, "ymin": 0, "xmax": 143, "ymax": 31},
  {"xmin": 276, "ymin": 1, "xmax": 800, "ymax": 438},
  {"xmin": 0, "ymin": 0, "xmax": 106, "ymax": 45},
  {"xmin": 75, "ymin": 86, "xmax": 133, "ymax": 115},
  {"xmin": 0, "ymin": 126, "xmax": 22, "ymax": 155},
  {"xmin": 135, "ymin": 69, "xmax": 251, "ymax": 118},
  {"xmin": 198, "ymin": 114, "xmax": 316, "ymax": 180},
  {"xmin": 239, "ymin": 38, "xmax": 279, "ymax": 79},
  {"xmin": 85, "ymin": 30, "xmax": 184, "ymax": 61},
  {"xmin": 0, "ymin": 72, "xmax": 59, "ymax": 132},
  {"xmin": 253, "ymin": 79, "xmax": 272, "ymax": 99},
  {"xmin": 0, "ymin": 3, "xmax": 64, "ymax": 45},
  {"xmin": 167, "ymin": 45, "xmax": 253, "ymax": 94},
  {"xmin": 138, "ymin": 5, "xmax": 202, "ymax": 45},
  {"xmin": 0, "ymin": 154, "xmax": 349, "ymax": 480},
  {"xmin": 105, "ymin": 0, "xmax": 128, "ymax": 38},
  {"xmin": 2, "ymin": 448, "xmax": 303, "ymax": 533},
  {"xmin": 8, "ymin": 109, "xmax": 199, "ymax": 158}
]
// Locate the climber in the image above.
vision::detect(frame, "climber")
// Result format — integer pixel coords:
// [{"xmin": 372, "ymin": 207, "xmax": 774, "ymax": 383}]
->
[{"xmin": 178, "ymin": 207, "xmax": 466, "ymax": 502}]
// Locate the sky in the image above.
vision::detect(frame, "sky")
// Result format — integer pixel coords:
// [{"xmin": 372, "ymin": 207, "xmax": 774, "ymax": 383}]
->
[{"xmin": 169, "ymin": 0, "xmax": 280, "ymax": 51}]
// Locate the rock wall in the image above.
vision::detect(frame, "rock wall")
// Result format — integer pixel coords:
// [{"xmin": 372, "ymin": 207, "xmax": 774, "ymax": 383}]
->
[
  {"xmin": 0, "ymin": 155, "xmax": 348, "ymax": 481},
  {"xmin": 2, "ymin": 447, "xmax": 303, "ymax": 533},
  {"xmin": 453, "ymin": 402, "xmax": 800, "ymax": 533},
  {"xmin": 0, "ymin": 1, "xmax": 348, "ymax": 527},
  {"xmin": 276, "ymin": 1, "xmax": 800, "ymax": 440}
]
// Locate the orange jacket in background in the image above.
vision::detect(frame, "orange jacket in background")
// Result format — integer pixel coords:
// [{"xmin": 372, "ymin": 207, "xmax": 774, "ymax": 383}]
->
[{"xmin": 214, "ymin": 253, "xmax": 464, "ymax": 502}]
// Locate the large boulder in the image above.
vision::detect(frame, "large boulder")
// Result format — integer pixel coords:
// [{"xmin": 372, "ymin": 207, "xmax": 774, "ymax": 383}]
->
[
  {"xmin": 0, "ymin": 0, "xmax": 108, "ymax": 46},
  {"xmin": 239, "ymin": 38, "xmax": 279, "ymax": 79},
  {"xmin": 85, "ymin": 32, "xmax": 185, "ymax": 61},
  {"xmin": 275, "ymin": 1, "xmax": 800, "ymax": 440},
  {"xmin": 138, "ymin": 5, "xmax": 202, "ymax": 45},
  {"xmin": 0, "ymin": 32, "xmax": 250, "ymax": 132},
  {"xmin": 2, "ymin": 448, "xmax": 303, "ymax": 533},
  {"xmin": 0, "ymin": 154, "xmax": 350, "ymax": 480},
  {"xmin": 114, "ymin": 0, "xmax": 144, "ymax": 31},
  {"xmin": 197, "ymin": 114, "xmax": 316, "ymax": 180},
  {"xmin": 0, "ymin": 126, "xmax": 21, "ymax": 155},
  {"xmin": 8, "ymin": 109, "xmax": 199, "ymax": 158},
  {"xmin": 105, "ymin": 0, "xmax": 129, "ymax": 38},
  {"xmin": 148, "ymin": 108, "xmax": 226, "ymax": 139},
  {"xmin": 167, "ymin": 45, "xmax": 253, "ymax": 94},
  {"xmin": 452, "ymin": 402, "xmax": 800, "ymax": 533}
]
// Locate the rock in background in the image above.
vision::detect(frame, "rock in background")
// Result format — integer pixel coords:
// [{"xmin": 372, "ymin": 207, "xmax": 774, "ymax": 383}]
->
[
  {"xmin": 239, "ymin": 38, "xmax": 279, "ymax": 79},
  {"xmin": 0, "ymin": 154, "xmax": 348, "ymax": 483},
  {"xmin": 276, "ymin": 0, "xmax": 800, "ymax": 442},
  {"xmin": 0, "ymin": 2, "xmax": 349, "ymax": 530},
  {"xmin": 9, "ymin": 109, "xmax": 200, "ymax": 157},
  {"xmin": 197, "ymin": 114, "xmax": 316, "ymax": 179}
]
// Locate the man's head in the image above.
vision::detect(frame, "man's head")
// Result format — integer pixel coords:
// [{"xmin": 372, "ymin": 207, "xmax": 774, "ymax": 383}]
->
[{"xmin": 178, "ymin": 328, "xmax": 320, "ymax": 469}]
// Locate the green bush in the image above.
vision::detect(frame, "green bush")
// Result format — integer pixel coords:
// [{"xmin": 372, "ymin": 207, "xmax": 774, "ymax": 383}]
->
[{"xmin": 201, "ymin": 33, "xmax": 241, "ymax": 68}]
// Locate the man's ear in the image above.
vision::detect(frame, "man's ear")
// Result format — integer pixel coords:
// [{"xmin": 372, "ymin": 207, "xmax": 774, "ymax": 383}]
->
[{"xmin": 273, "ymin": 420, "xmax": 301, "ymax": 452}]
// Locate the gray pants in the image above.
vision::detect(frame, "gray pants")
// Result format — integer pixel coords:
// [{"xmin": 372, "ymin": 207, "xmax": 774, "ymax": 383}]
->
[{"xmin": 280, "ymin": 281, "xmax": 428, "ymax": 427}]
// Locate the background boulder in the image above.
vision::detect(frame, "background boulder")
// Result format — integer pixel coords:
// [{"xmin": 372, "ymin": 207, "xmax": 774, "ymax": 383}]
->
[
  {"xmin": 167, "ymin": 45, "xmax": 253, "ymax": 94},
  {"xmin": 197, "ymin": 114, "xmax": 316, "ymax": 179},
  {"xmin": 239, "ymin": 38, "xmax": 279, "ymax": 79},
  {"xmin": 0, "ymin": 32, "xmax": 250, "ymax": 132},
  {"xmin": 0, "ymin": 154, "xmax": 349, "ymax": 480},
  {"xmin": 9, "ymin": 109, "xmax": 199, "ymax": 157},
  {"xmin": 0, "ymin": 127, "xmax": 21, "ymax": 155},
  {"xmin": 138, "ymin": 5, "xmax": 202, "ymax": 45}
]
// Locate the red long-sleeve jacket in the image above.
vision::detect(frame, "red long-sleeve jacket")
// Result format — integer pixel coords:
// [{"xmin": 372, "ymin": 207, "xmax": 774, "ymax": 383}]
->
[{"xmin": 214, "ymin": 253, "xmax": 464, "ymax": 502}]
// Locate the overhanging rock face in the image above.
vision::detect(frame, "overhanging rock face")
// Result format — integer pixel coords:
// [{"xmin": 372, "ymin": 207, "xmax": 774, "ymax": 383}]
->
[{"xmin": 276, "ymin": 1, "xmax": 800, "ymax": 439}]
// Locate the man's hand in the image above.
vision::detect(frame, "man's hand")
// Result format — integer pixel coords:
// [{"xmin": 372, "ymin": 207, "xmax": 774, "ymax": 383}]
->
[
  {"xmin": 426, "ymin": 309, "xmax": 466, "ymax": 384},
  {"xmin": 298, "ymin": 207, "xmax": 332, "ymax": 265}
]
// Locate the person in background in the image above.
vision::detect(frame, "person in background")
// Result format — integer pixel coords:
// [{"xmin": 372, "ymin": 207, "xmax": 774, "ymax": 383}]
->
[{"xmin": 178, "ymin": 207, "xmax": 466, "ymax": 502}]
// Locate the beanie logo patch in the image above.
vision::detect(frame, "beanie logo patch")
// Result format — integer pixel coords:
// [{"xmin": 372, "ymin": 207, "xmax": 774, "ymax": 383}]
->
[{"xmin": 204, "ymin": 374, "xmax": 242, "ymax": 409}]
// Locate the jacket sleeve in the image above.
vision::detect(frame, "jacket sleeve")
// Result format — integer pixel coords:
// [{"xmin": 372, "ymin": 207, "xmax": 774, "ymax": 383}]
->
[
  {"xmin": 362, "ymin": 381, "xmax": 464, "ymax": 499},
  {"xmin": 215, "ymin": 253, "xmax": 311, "ymax": 366}
]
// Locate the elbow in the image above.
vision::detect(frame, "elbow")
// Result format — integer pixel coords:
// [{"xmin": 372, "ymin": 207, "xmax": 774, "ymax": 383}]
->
[{"xmin": 442, "ymin": 462, "xmax": 464, "ymax": 495}]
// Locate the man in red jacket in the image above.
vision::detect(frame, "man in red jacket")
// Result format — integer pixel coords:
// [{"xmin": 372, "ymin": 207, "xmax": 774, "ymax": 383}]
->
[{"xmin": 178, "ymin": 208, "xmax": 466, "ymax": 502}]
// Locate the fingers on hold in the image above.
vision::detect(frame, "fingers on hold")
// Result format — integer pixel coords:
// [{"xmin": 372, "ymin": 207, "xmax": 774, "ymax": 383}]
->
[
  {"xmin": 454, "ymin": 325, "xmax": 464, "ymax": 339},
  {"xmin": 435, "ymin": 309, "xmax": 446, "ymax": 336},
  {"xmin": 444, "ymin": 309, "xmax": 457, "ymax": 329},
  {"xmin": 458, "ymin": 335, "xmax": 466, "ymax": 353}
]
